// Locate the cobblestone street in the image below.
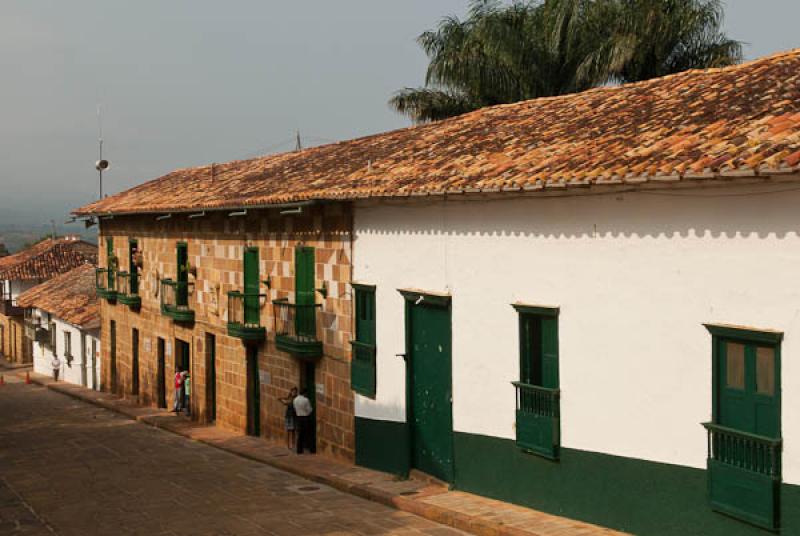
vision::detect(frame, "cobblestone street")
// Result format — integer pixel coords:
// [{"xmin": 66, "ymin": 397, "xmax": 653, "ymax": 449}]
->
[{"xmin": 0, "ymin": 381, "xmax": 466, "ymax": 536}]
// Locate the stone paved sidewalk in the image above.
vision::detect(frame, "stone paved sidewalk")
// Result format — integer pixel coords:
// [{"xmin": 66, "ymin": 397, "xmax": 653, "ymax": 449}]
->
[{"xmin": 11, "ymin": 370, "xmax": 626, "ymax": 536}]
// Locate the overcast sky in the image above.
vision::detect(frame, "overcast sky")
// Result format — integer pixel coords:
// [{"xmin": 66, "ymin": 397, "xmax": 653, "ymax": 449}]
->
[{"xmin": 0, "ymin": 1, "xmax": 798, "ymax": 226}]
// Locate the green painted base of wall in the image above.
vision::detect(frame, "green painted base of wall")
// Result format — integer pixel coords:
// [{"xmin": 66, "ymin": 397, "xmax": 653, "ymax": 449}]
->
[
  {"xmin": 453, "ymin": 432, "xmax": 800, "ymax": 535},
  {"xmin": 355, "ymin": 417, "xmax": 410, "ymax": 477}
]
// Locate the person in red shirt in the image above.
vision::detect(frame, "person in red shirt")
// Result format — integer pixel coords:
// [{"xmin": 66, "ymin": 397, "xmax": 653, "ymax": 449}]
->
[{"xmin": 173, "ymin": 369, "xmax": 184, "ymax": 412}]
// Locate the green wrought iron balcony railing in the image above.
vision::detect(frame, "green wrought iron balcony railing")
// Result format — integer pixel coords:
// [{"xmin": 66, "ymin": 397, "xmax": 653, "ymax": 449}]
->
[
  {"xmin": 227, "ymin": 291, "xmax": 266, "ymax": 342},
  {"xmin": 95, "ymin": 268, "xmax": 117, "ymax": 301},
  {"xmin": 512, "ymin": 381, "xmax": 560, "ymax": 459},
  {"xmin": 273, "ymin": 298, "xmax": 322, "ymax": 358},
  {"xmin": 116, "ymin": 271, "xmax": 141, "ymax": 308},
  {"xmin": 160, "ymin": 279, "xmax": 194, "ymax": 323}
]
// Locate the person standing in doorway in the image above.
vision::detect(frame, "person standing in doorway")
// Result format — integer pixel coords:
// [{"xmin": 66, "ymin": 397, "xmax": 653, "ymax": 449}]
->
[
  {"xmin": 173, "ymin": 369, "xmax": 184, "ymax": 413},
  {"xmin": 293, "ymin": 388, "xmax": 314, "ymax": 454},
  {"xmin": 183, "ymin": 372, "xmax": 192, "ymax": 417},
  {"xmin": 51, "ymin": 355, "xmax": 61, "ymax": 381},
  {"xmin": 279, "ymin": 387, "xmax": 298, "ymax": 450}
]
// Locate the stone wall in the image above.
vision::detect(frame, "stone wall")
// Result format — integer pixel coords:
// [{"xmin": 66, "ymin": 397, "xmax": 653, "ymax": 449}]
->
[{"xmin": 98, "ymin": 203, "xmax": 355, "ymax": 460}]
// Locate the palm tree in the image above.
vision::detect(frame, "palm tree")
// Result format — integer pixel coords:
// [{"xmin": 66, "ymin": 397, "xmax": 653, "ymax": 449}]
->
[
  {"xmin": 391, "ymin": 0, "xmax": 741, "ymax": 123},
  {"xmin": 591, "ymin": 0, "xmax": 742, "ymax": 83}
]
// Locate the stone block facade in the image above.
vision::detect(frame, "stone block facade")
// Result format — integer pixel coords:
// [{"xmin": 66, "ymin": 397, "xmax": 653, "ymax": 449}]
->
[{"xmin": 98, "ymin": 203, "xmax": 355, "ymax": 460}]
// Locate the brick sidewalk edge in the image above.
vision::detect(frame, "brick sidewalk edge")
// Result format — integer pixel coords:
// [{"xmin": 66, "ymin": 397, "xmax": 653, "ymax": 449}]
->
[{"xmin": 17, "ymin": 373, "xmax": 593, "ymax": 536}]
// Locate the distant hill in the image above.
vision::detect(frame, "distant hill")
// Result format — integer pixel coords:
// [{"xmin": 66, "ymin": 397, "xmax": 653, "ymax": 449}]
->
[{"xmin": 0, "ymin": 223, "xmax": 97, "ymax": 253}]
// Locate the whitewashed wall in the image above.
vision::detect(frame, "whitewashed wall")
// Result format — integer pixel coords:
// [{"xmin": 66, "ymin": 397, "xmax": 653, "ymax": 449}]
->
[
  {"xmin": 353, "ymin": 181, "xmax": 800, "ymax": 485},
  {"xmin": 31, "ymin": 308, "xmax": 100, "ymax": 390}
]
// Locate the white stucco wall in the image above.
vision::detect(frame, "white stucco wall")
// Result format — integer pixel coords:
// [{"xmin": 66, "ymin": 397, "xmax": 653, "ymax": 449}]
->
[
  {"xmin": 353, "ymin": 182, "xmax": 800, "ymax": 485},
  {"xmin": 31, "ymin": 308, "xmax": 101, "ymax": 390}
]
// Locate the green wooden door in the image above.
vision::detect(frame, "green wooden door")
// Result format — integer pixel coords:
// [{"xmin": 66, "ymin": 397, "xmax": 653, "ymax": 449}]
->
[
  {"xmin": 157, "ymin": 338, "xmax": 166, "ymax": 408},
  {"xmin": 295, "ymin": 246, "xmax": 315, "ymax": 338},
  {"xmin": 109, "ymin": 320, "xmax": 117, "ymax": 392},
  {"xmin": 243, "ymin": 248, "xmax": 260, "ymax": 326},
  {"xmin": 176, "ymin": 242, "xmax": 188, "ymax": 307},
  {"xmin": 520, "ymin": 315, "xmax": 558, "ymax": 388},
  {"xmin": 246, "ymin": 346, "xmax": 261, "ymax": 436},
  {"xmin": 718, "ymin": 339, "xmax": 779, "ymax": 438},
  {"xmin": 131, "ymin": 328, "xmax": 139, "ymax": 396},
  {"xmin": 408, "ymin": 301, "xmax": 453, "ymax": 482}
]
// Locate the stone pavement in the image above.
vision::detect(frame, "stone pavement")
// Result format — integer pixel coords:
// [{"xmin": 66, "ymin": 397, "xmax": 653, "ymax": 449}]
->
[{"xmin": 3, "ymin": 370, "xmax": 626, "ymax": 536}]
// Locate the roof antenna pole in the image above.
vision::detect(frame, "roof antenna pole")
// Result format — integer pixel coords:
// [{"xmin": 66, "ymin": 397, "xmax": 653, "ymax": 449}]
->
[
  {"xmin": 295, "ymin": 130, "xmax": 302, "ymax": 152},
  {"xmin": 95, "ymin": 105, "xmax": 110, "ymax": 199}
]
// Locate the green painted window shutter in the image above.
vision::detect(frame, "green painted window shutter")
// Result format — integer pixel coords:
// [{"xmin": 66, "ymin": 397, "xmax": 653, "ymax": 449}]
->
[
  {"xmin": 294, "ymin": 246, "xmax": 315, "ymax": 338},
  {"xmin": 243, "ymin": 248, "xmax": 260, "ymax": 326},
  {"xmin": 513, "ymin": 306, "xmax": 560, "ymax": 460},
  {"xmin": 106, "ymin": 237, "xmax": 115, "ymax": 288},
  {"xmin": 704, "ymin": 325, "xmax": 782, "ymax": 530},
  {"xmin": 351, "ymin": 285, "xmax": 376, "ymax": 398}
]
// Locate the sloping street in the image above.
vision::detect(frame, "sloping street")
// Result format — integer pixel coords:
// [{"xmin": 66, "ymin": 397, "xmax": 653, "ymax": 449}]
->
[{"xmin": 0, "ymin": 380, "xmax": 465, "ymax": 536}]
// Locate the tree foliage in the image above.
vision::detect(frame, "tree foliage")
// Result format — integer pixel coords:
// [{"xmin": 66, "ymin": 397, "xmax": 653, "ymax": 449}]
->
[{"xmin": 391, "ymin": 0, "xmax": 742, "ymax": 122}]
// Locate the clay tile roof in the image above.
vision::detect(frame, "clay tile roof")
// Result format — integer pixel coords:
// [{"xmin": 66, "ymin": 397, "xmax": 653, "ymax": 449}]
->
[
  {"xmin": 16, "ymin": 264, "xmax": 99, "ymax": 329},
  {"xmin": 74, "ymin": 49, "xmax": 800, "ymax": 217},
  {"xmin": 0, "ymin": 238, "xmax": 98, "ymax": 282}
]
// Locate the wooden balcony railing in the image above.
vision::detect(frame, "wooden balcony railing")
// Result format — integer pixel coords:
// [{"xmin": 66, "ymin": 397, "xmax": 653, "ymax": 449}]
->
[
  {"xmin": 116, "ymin": 271, "xmax": 141, "ymax": 308},
  {"xmin": 702, "ymin": 422, "xmax": 782, "ymax": 530},
  {"xmin": 95, "ymin": 268, "xmax": 117, "ymax": 301},
  {"xmin": 273, "ymin": 298, "xmax": 322, "ymax": 358},
  {"xmin": 160, "ymin": 279, "xmax": 194, "ymax": 322},
  {"xmin": 512, "ymin": 381, "xmax": 560, "ymax": 459},
  {"xmin": 227, "ymin": 291, "xmax": 266, "ymax": 341}
]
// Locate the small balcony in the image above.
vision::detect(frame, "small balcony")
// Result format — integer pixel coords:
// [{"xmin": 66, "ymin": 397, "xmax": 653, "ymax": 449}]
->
[
  {"xmin": 116, "ymin": 271, "xmax": 141, "ymax": 308},
  {"xmin": 95, "ymin": 268, "xmax": 117, "ymax": 302},
  {"xmin": 702, "ymin": 422, "xmax": 782, "ymax": 530},
  {"xmin": 35, "ymin": 325, "xmax": 53, "ymax": 350},
  {"xmin": 0, "ymin": 295, "xmax": 24, "ymax": 317},
  {"xmin": 513, "ymin": 381, "xmax": 560, "ymax": 459},
  {"xmin": 160, "ymin": 279, "xmax": 195, "ymax": 323},
  {"xmin": 273, "ymin": 298, "xmax": 322, "ymax": 358},
  {"xmin": 227, "ymin": 291, "xmax": 266, "ymax": 342}
]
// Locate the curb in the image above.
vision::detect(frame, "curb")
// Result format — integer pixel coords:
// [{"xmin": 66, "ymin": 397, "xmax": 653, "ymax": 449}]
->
[{"xmin": 20, "ymin": 374, "xmax": 611, "ymax": 536}]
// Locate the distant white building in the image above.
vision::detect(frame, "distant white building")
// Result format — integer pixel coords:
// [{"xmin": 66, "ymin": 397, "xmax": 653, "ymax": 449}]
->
[{"xmin": 17, "ymin": 264, "xmax": 101, "ymax": 389}]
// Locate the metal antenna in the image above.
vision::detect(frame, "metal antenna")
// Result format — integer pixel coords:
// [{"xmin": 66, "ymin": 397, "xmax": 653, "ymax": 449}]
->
[
  {"xmin": 295, "ymin": 130, "xmax": 302, "ymax": 151},
  {"xmin": 95, "ymin": 105, "xmax": 110, "ymax": 199}
]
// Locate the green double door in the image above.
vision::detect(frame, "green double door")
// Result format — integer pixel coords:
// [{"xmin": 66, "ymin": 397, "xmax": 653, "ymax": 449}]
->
[{"xmin": 407, "ymin": 299, "xmax": 454, "ymax": 483}]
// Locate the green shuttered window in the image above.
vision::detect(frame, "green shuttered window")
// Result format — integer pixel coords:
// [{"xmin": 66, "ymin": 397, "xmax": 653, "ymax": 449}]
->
[
  {"xmin": 351, "ymin": 284, "xmax": 376, "ymax": 398},
  {"xmin": 703, "ymin": 324, "xmax": 782, "ymax": 531},
  {"xmin": 512, "ymin": 304, "xmax": 560, "ymax": 460}
]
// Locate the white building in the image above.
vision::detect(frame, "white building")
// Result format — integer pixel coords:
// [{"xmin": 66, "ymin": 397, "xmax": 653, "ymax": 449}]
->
[
  {"xmin": 0, "ymin": 237, "xmax": 97, "ymax": 364},
  {"xmin": 17, "ymin": 264, "xmax": 101, "ymax": 389}
]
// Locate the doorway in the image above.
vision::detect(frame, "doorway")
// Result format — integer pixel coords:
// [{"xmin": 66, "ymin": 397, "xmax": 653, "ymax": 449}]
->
[
  {"xmin": 205, "ymin": 333, "xmax": 216, "ymax": 423},
  {"xmin": 109, "ymin": 320, "xmax": 117, "ymax": 393},
  {"xmin": 91, "ymin": 338, "xmax": 98, "ymax": 390},
  {"xmin": 175, "ymin": 339, "xmax": 190, "ymax": 372},
  {"xmin": 405, "ymin": 296, "xmax": 454, "ymax": 483},
  {"xmin": 299, "ymin": 361, "xmax": 317, "ymax": 452},
  {"xmin": 157, "ymin": 338, "xmax": 166, "ymax": 408},
  {"xmin": 131, "ymin": 328, "xmax": 140, "ymax": 396},
  {"xmin": 246, "ymin": 346, "xmax": 261, "ymax": 436}
]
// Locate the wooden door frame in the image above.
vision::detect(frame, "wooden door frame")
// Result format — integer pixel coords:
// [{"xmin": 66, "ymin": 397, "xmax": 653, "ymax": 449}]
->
[{"xmin": 400, "ymin": 289, "xmax": 454, "ymax": 483}]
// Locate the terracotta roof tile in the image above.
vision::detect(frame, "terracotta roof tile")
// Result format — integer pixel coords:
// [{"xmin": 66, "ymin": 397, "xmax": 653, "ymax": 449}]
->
[
  {"xmin": 74, "ymin": 49, "xmax": 800, "ymax": 217},
  {"xmin": 16, "ymin": 264, "xmax": 99, "ymax": 329},
  {"xmin": 0, "ymin": 238, "xmax": 98, "ymax": 281}
]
